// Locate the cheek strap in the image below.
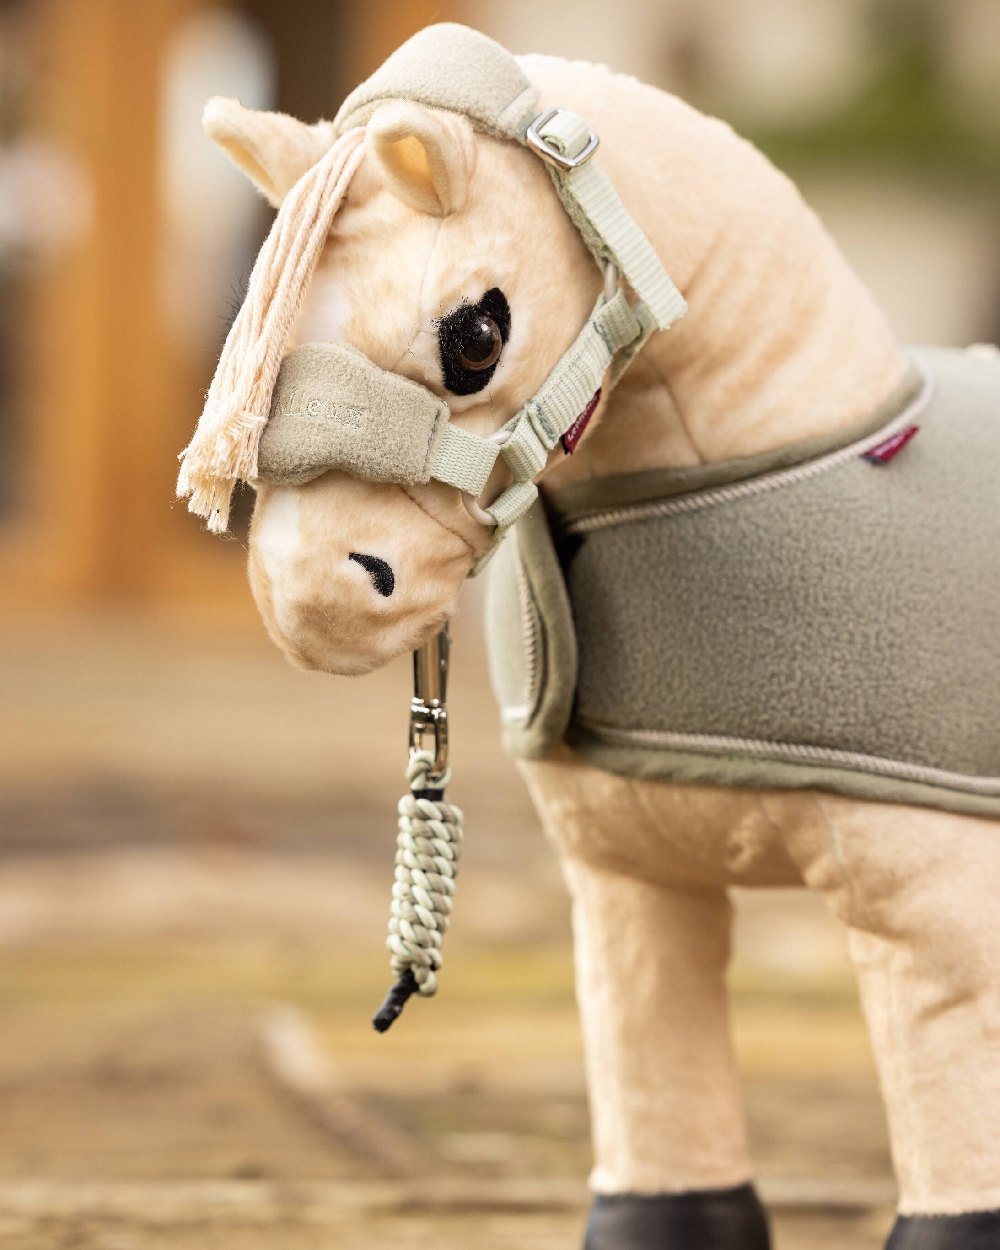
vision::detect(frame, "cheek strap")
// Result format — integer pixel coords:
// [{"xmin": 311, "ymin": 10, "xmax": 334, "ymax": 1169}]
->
[{"xmin": 431, "ymin": 285, "xmax": 648, "ymax": 545}]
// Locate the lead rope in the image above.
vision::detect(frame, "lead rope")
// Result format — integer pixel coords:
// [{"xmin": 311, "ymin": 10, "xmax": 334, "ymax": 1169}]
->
[{"xmin": 373, "ymin": 627, "xmax": 461, "ymax": 1033}]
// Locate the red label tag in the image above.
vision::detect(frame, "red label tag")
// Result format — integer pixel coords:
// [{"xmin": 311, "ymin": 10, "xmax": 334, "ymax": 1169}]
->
[
  {"xmin": 561, "ymin": 389, "xmax": 602, "ymax": 455},
  {"xmin": 863, "ymin": 424, "xmax": 920, "ymax": 465}
]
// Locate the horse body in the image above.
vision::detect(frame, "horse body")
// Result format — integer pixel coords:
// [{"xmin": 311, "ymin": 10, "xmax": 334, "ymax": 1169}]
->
[{"xmin": 196, "ymin": 29, "xmax": 1000, "ymax": 1249}]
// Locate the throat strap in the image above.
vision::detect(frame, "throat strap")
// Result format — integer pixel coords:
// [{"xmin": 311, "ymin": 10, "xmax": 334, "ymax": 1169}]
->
[{"xmin": 527, "ymin": 109, "xmax": 687, "ymax": 332}]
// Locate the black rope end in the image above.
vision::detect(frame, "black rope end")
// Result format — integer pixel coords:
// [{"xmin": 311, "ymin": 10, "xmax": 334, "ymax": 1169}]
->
[{"xmin": 372, "ymin": 969, "xmax": 419, "ymax": 1033}]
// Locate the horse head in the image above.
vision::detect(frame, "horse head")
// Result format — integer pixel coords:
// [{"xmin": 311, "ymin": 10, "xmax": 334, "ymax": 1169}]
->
[{"xmin": 200, "ymin": 92, "xmax": 599, "ymax": 675}]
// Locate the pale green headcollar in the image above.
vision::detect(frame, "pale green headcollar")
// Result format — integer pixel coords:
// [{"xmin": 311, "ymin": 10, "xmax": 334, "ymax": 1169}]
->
[{"xmin": 258, "ymin": 24, "xmax": 687, "ymax": 559}]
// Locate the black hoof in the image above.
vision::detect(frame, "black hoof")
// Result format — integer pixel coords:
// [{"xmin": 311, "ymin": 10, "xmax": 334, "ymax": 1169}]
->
[
  {"xmin": 887, "ymin": 1209, "xmax": 1000, "ymax": 1249},
  {"xmin": 584, "ymin": 1183, "xmax": 771, "ymax": 1250}
]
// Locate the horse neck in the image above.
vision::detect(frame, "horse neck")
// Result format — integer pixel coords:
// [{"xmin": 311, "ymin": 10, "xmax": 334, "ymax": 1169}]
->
[{"xmin": 534, "ymin": 70, "xmax": 909, "ymax": 489}]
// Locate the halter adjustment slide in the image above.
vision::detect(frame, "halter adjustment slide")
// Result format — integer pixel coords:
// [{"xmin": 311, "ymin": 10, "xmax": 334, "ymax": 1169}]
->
[{"xmin": 526, "ymin": 107, "xmax": 600, "ymax": 170}]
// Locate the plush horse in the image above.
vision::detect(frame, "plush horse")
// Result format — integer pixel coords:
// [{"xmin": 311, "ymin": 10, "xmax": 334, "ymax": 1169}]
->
[{"xmin": 179, "ymin": 24, "xmax": 1000, "ymax": 1250}]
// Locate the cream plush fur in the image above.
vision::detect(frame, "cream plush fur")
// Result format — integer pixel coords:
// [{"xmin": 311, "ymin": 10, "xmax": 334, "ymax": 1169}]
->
[{"xmin": 206, "ymin": 49, "xmax": 1000, "ymax": 1221}]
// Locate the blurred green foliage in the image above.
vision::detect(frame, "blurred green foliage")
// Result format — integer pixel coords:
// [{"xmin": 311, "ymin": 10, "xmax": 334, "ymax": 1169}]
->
[{"xmin": 751, "ymin": 0, "xmax": 1000, "ymax": 194}]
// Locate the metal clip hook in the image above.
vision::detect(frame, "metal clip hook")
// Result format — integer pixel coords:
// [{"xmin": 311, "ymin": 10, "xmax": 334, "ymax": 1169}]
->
[{"xmin": 409, "ymin": 625, "xmax": 450, "ymax": 784}]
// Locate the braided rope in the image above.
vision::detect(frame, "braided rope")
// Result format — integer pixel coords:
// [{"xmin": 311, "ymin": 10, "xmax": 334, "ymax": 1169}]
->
[{"xmin": 386, "ymin": 750, "xmax": 463, "ymax": 1000}]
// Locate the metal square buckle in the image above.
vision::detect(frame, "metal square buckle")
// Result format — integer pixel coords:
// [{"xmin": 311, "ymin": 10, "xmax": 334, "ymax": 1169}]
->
[{"xmin": 525, "ymin": 107, "xmax": 600, "ymax": 171}]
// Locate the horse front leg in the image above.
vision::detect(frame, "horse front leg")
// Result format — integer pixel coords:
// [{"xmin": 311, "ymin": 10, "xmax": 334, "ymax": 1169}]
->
[
  {"xmin": 561, "ymin": 853, "xmax": 770, "ymax": 1250},
  {"xmin": 518, "ymin": 740, "xmax": 774, "ymax": 1249}
]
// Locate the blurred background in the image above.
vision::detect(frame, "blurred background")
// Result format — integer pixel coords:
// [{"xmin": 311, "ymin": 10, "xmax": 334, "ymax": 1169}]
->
[{"xmin": 0, "ymin": 1, "xmax": 998, "ymax": 1247}]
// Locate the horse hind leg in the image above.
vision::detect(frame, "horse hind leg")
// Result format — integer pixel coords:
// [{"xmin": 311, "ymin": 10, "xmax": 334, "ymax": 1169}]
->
[{"xmin": 785, "ymin": 796, "xmax": 1000, "ymax": 1249}]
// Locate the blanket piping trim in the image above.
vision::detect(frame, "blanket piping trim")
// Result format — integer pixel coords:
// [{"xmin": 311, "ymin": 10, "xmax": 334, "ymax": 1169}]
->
[
  {"xmin": 572, "ymin": 715, "xmax": 1000, "ymax": 796},
  {"xmin": 562, "ymin": 363, "xmax": 935, "ymax": 536}
]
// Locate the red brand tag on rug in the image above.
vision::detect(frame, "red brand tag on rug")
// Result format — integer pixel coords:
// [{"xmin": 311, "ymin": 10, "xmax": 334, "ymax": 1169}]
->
[
  {"xmin": 561, "ymin": 389, "xmax": 602, "ymax": 455},
  {"xmin": 862, "ymin": 424, "xmax": 920, "ymax": 465}
]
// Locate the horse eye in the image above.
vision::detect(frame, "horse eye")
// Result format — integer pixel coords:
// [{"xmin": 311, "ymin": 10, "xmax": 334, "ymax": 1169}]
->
[
  {"xmin": 458, "ymin": 315, "xmax": 502, "ymax": 371},
  {"xmin": 437, "ymin": 288, "xmax": 511, "ymax": 396}
]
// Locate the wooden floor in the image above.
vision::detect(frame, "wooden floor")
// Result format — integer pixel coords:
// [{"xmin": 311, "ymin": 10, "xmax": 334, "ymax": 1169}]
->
[{"xmin": 0, "ymin": 611, "xmax": 899, "ymax": 1248}]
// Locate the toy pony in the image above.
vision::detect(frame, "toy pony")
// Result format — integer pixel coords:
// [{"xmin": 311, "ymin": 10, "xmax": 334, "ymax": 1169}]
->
[{"xmin": 178, "ymin": 24, "xmax": 1000, "ymax": 1250}]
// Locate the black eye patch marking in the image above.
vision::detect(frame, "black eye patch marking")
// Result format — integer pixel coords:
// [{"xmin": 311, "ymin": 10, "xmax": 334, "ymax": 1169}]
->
[
  {"xmin": 348, "ymin": 552, "xmax": 395, "ymax": 597},
  {"xmin": 436, "ymin": 288, "xmax": 511, "ymax": 396}
]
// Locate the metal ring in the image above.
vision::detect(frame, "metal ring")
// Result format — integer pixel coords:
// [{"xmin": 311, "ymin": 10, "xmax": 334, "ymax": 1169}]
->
[{"xmin": 462, "ymin": 493, "xmax": 496, "ymax": 527}]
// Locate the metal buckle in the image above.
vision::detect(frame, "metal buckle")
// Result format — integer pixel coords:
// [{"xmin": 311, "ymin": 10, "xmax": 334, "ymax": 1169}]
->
[
  {"xmin": 409, "ymin": 626, "xmax": 450, "ymax": 781},
  {"xmin": 526, "ymin": 107, "xmax": 600, "ymax": 171}
]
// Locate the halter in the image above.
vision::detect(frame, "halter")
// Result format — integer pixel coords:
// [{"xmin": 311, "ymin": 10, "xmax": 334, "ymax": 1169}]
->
[
  {"xmin": 250, "ymin": 23, "xmax": 687, "ymax": 559},
  {"xmin": 178, "ymin": 24, "xmax": 690, "ymax": 1029}
]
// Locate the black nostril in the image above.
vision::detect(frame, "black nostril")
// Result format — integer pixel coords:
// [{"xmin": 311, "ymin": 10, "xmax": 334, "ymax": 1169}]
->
[{"xmin": 348, "ymin": 552, "xmax": 395, "ymax": 598}]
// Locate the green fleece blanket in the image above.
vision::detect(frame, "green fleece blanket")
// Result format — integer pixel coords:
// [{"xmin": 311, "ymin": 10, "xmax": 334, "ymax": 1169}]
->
[{"xmin": 486, "ymin": 346, "xmax": 1000, "ymax": 818}]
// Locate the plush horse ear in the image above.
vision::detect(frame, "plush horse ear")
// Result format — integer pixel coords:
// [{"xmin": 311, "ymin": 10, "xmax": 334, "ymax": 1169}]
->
[
  {"xmin": 202, "ymin": 97, "xmax": 337, "ymax": 208},
  {"xmin": 366, "ymin": 101, "xmax": 476, "ymax": 217}
]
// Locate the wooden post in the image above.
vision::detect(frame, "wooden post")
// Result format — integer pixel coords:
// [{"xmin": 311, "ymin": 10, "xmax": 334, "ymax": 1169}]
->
[
  {"xmin": 3, "ymin": 0, "xmax": 452, "ymax": 617},
  {"xmin": 5, "ymin": 0, "xmax": 253, "ymax": 614}
]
